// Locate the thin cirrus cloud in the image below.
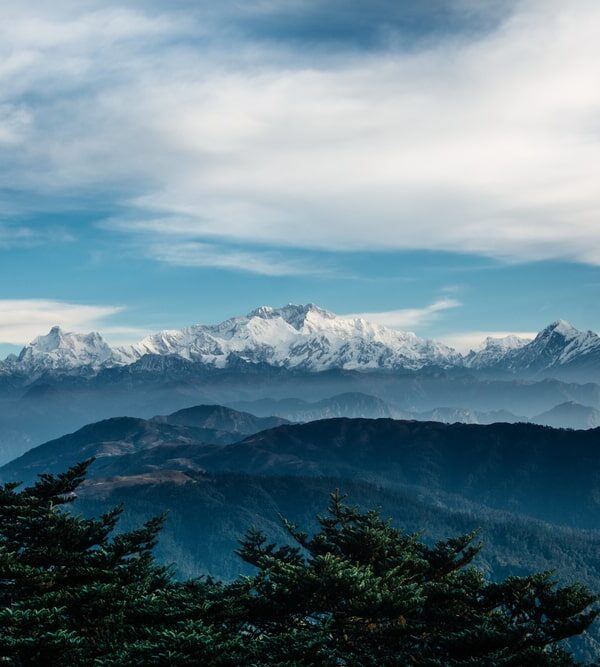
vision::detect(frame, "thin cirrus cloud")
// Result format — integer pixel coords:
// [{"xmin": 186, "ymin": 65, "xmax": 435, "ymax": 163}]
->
[
  {"xmin": 0, "ymin": 225, "xmax": 34, "ymax": 247},
  {"xmin": 146, "ymin": 240, "xmax": 330, "ymax": 277},
  {"xmin": 0, "ymin": 299, "xmax": 144, "ymax": 346},
  {"xmin": 346, "ymin": 298, "xmax": 461, "ymax": 330},
  {"xmin": 2, "ymin": 1, "xmax": 600, "ymax": 271},
  {"xmin": 0, "ymin": 223, "xmax": 74, "ymax": 248},
  {"xmin": 107, "ymin": 218, "xmax": 333, "ymax": 275}
]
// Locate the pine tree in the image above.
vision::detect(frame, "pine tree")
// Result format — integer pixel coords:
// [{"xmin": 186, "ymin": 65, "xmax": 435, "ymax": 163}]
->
[
  {"xmin": 236, "ymin": 491, "xmax": 598, "ymax": 666},
  {"xmin": 0, "ymin": 460, "xmax": 243, "ymax": 666}
]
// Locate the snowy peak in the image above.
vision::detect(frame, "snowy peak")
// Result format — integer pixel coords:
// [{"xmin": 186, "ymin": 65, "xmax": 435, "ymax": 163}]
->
[
  {"xmin": 23, "ymin": 326, "xmax": 109, "ymax": 354},
  {"xmin": 466, "ymin": 321, "xmax": 600, "ymax": 376},
  {"xmin": 31, "ymin": 325, "xmax": 65, "ymax": 351},
  {"xmin": 528, "ymin": 320, "xmax": 599, "ymax": 361},
  {"xmin": 536, "ymin": 320, "xmax": 581, "ymax": 341},
  {"xmin": 463, "ymin": 334, "xmax": 531, "ymax": 369},
  {"xmin": 247, "ymin": 303, "xmax": 334, "ymax": 331},
  {"xmin": 551, "ymin": 319, "xmax": 577, "ymax": 333},
  {"xmin": 23, "ymin": 326, "xmax": 104, "ymax": 355},
  {"xmin": 478, "ymin": 335, "xmax": 531, "ymax": 353},
  {"xmin": 11, "ymin": 327, "xmax": 116, "ymax": 375},
  {"xmin": 119, "ymin": 303, "xmax": 460, "ymax": 371}
]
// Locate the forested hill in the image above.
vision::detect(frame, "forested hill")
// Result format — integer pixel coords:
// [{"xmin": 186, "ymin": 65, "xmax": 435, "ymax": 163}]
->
[
  {"xmin": 4, "ymin": 414, "xmax": 600, "ymax": 528},
  {"xmin": 193, "ymin": 418, "xmax": 600, "ymax": 526}
]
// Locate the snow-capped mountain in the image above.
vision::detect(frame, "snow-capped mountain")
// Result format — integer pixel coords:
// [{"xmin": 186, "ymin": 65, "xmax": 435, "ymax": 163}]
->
[
  {"xmin": 463, "ymin": 334, "xmax": 531, "ymax": 369},
  {"xmin": 117, "ymin": 304, "xmax": 460, "ymax": 371},
  {"xmin": 506, "ymin": 320, "xmax": 600, "ymax": 370},
  {"xmin": 0, "ymin": 326, "xmax": 117, "ymax": 377},
  {"xmin": 467, "ymin": 320, "xmax": 600, "ymax": 379},
  {"xmin": 2, "ymin": 307, "xmax": 600, "ymax": 382}
]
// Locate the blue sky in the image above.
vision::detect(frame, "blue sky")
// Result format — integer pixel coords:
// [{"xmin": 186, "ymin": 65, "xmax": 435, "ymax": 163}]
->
[{"xmin": 1, "ymin": 0, "xmax": 600, "ymax": 355}]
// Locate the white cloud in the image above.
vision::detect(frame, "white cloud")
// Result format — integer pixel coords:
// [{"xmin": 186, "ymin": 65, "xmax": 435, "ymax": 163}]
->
[
  {"xmin": 0, "ymin": 224, "xmax": 33, "ymax": 247},
  {"xmin": 443, "ymin": 330, "xmax": 536, "ymax": 353},
  {"xmin": 3, "ymin": 1, "xmax": 600, "ymax": 266},
  {"xmin": 347, "ymin": 298, "xmax": 461, "ymax": 329},
  {"xmin": 0, "ymin": 299, "xmax": 126, "ymax": 345},
  {"xmin": 0, "ymin": 223, "xmax": 74, "ymax": 248},
  {"xmin": 144, "ymin": 240, "xmax": 331, "ymax": 276}
]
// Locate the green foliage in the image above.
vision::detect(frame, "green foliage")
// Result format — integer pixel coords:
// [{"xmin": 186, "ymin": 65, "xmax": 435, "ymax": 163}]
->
[
  {"xmin": 0, "ymin": 465, "xmax": 597, "ymax": 665},
  {"xmin": 235, "ymin": 491, "xmax": 598, "ymax": 666},
  {"xmin": 0, "ymin": 460, "xmax": 243, "ymax": 666}
]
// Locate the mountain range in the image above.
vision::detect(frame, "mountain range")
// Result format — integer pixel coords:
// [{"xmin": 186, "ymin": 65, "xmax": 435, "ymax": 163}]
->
[
  {"xmin": 3, "ymin": 304, "xmax": 600, "ymax": 465},
  {"xmin": 3, "ymin": 304, "xmax": 600, "ymax": 382},
  {"xmin": 232, "ymin": 394, "xmax": 600, "ymax": 430},
  {"xmin": 4, "ymin": 406, "xmax": 600, "ymax": 528}
]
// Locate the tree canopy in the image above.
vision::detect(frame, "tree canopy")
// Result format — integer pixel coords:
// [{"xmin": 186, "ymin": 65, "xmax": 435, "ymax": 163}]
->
[{"xmin": 0, "ymin": 460, "xmax": 596, "ymax": 665}]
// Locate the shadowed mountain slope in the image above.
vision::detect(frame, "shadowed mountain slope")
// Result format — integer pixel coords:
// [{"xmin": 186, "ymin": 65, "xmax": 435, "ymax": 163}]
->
[
  {"xmin": 0, "ymin": 404, "xmax": 288, "ymax": 483},
  {"xmin": 74, "ymin": 470, "xmax": 600, "ymax": 662},
  {"xmin": 5, "ymin": 415, "xmax": 600, "ymax": 528}
]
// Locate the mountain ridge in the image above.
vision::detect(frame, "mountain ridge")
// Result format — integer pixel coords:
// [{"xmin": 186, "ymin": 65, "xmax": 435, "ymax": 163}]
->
[
  {"xmin": 0, "ymin": 403, "xmax": 290, "ymax": 482},
  {"xmin": 5, "ymin": 414, "xmax": 600, "ymax": 528},
  {"xmin": 2, "ymin": 305, "xmax": 600, "ymax": 382}
]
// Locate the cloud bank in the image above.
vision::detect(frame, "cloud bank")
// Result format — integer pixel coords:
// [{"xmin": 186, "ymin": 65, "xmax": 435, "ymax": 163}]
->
[{"xmin": 2, "ymin": 0, "xmax": 600, "ymax": 271}]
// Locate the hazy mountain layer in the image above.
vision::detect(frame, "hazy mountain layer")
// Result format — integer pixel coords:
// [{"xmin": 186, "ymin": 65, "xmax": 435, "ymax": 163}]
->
[
  {"xmin": 2, "ymin": 362, "xmax": 600, "ymax": 464},
  {"xmin": 532, "ymin": 401, "xmax": 600, "ymax": 429}
]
